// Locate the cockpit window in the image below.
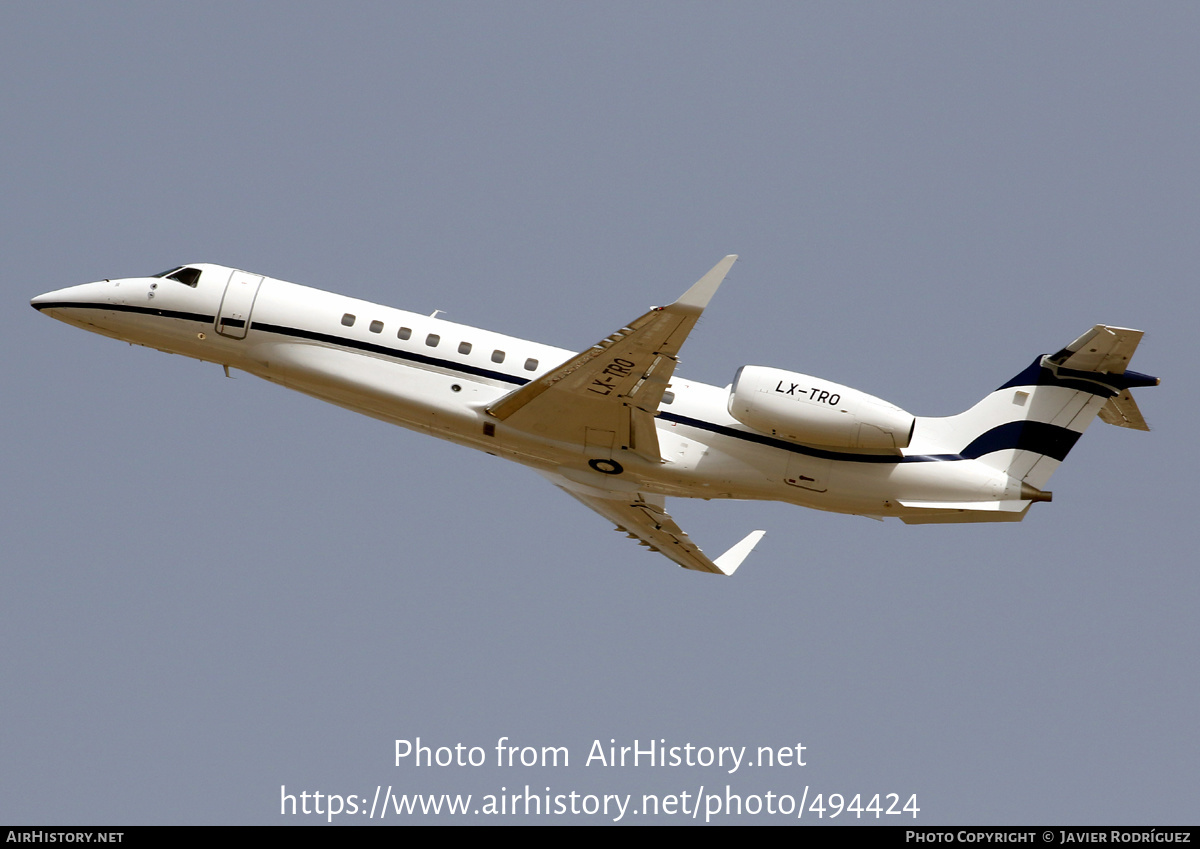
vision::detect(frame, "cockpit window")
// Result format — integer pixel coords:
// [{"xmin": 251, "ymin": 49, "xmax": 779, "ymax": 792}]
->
[
  {"xmin": 151, "ymin": 266, "xmax": 201, "ymax": 286},
  {"xmin": 166, "ymin": 267, "xmax": 202, "ymax": 287}
]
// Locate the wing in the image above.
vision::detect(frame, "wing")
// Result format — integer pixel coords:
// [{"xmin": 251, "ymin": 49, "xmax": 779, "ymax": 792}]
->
[
  {"xmin": 542, "ymin": 471, "xmax": 765, "ymax": 576},
  {"xmin": 487, "ymin": 256, "xmax": 737, "ymax": 463}
]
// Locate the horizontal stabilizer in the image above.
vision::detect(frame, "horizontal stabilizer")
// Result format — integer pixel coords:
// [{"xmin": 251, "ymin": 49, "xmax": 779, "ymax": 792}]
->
[
  {"xmin": 1045, "ymin": 324, "xmax": 1157, "ymax": 431},
  {"xmin": 1099, "ymin": 389, "xmax": 1150, "ymax": 431},
  {"xmin": 1048, "ymin": 325, "xmax": 1143, "ymax": 374}
]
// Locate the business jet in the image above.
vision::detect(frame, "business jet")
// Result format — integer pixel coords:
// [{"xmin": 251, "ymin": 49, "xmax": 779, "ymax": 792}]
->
[{"xmin": 32, "ymin": 257, "xmax": 1157, "ymax": 575}]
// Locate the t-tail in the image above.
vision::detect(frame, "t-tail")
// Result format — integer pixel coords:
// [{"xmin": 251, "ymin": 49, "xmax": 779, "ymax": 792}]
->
[{"xmin": 908, "ymin": 325, "xmax": 1158, "ymax": 497}]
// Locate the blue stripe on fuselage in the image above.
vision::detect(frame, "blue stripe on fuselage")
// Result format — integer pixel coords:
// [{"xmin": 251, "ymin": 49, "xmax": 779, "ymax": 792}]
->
[{"xmin": 36, "ymin": 301, "xmax": 1084, "ymax": 467}]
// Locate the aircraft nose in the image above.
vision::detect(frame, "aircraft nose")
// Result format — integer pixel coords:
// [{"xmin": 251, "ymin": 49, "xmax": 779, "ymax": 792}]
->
[
  {"xmin": 31, "ymin": 282, "xmax": 110, "ymax": 313},
  {"xmin": 30, "ymin": 290, "xmax": 59, "ymax": 311}
]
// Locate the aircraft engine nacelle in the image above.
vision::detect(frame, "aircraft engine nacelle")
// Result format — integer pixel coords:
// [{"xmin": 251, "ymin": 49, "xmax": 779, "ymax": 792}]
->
[{"xmin": 728, "ymin": 366, "xmax": 915, "ymax": 451}]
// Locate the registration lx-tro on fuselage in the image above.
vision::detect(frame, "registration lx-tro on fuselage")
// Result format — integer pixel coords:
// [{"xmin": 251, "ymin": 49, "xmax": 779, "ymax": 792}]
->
[{"xmin": 32, "ymin": 257, "xmax": 1157, "ymax": 575}]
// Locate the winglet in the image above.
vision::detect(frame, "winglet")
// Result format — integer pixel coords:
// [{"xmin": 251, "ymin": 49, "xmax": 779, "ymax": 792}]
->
[
  {"xmin": 713, "ymin": 529, "xmax": 766, "ymax": 576},
  {"xmin": 673, "ymin": 255, "xmax": 737, "ymax": 312}
]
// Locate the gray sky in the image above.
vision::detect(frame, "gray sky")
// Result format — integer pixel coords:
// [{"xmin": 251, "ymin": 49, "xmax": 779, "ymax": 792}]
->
[{"xmin": 3, "ymin": 2, "xmax": 1196, "ymax": 825}]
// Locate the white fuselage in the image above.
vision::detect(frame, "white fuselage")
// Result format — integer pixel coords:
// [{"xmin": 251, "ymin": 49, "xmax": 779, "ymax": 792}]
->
[{"xmin": 33, "ymin": 264, "xmax": 1023, "ymax": 522}]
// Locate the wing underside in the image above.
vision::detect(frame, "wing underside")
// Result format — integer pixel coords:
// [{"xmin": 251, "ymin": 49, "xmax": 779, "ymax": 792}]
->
[{"xmin": 544, "ymin": 473, "xmax": 765, "ymax": 576}]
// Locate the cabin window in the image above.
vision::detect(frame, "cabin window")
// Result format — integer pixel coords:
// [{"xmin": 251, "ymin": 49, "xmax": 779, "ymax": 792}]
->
[
  {"xmin": 491, "ymin": 350, "xmax": 505, "ymax": 363},
  {"xmin": 426, "ymin": 333, "xmax": 440, "ymax": 347},
  {"xmin": 458, "ymin": 341, "xmax": 472, "ymax": 355},
  {"xmin": 369, "ymin": 320, "xmax": 384, "ymax": 334},
  {"xmin": 524, "ymin": 358, "xmax": 539, "ymax": 371},
  {"xmin": 341, "ymin": 313, "xmax": 356, "ymax": 327},
  {"xmin": 662, "ymin": 391, "xmax": 675, "ymax": 404},
  {"xmin": 397, "ymin": 327, "xmax": 411, "ymax": 340}
]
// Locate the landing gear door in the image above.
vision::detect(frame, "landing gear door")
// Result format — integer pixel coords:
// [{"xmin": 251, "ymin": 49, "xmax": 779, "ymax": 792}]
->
[{"xmin": 216, "ymin": 271, "xmax": 263, "ymax": 339}]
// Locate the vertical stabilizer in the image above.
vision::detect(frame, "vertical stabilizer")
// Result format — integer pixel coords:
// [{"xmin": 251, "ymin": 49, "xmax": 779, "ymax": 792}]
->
[{"xmin": 908, "ymin": 326, "xmax": 1157, "ymax": 490}]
